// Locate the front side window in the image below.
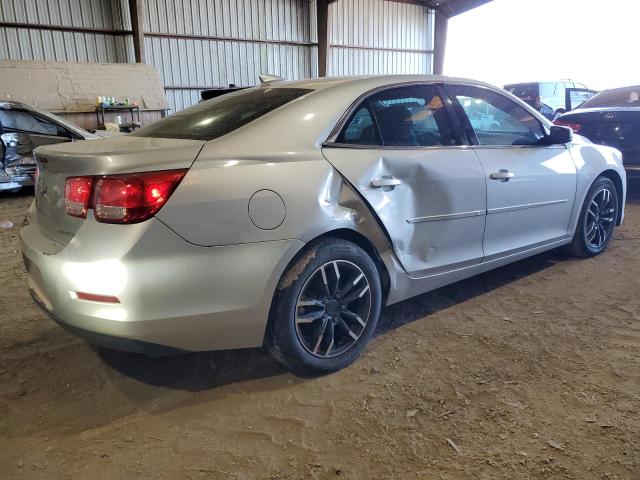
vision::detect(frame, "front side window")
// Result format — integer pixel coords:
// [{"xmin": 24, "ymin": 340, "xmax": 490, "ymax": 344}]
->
[
  {"xmin": 132, "ymin": 87, "xmax": 311, "ymax": 141},
  {"xmin": 337, "ymin": 84, "xmax": 456, "ymax": 147},
  {"xmin": 449, "ymin": 85, "xmax": 546, "ymax": 146},
  {"xmin": 0, "ymin": 110, "xmax": 59, "ymax": 136}
]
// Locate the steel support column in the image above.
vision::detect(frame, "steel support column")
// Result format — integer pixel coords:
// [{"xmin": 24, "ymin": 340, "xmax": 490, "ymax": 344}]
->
[
  {"xmin": 129, "ymin": 0, "xmax": 145, "ymax": 63},
  {"xmin": 433, "ymin": 10, "xmax": 449, "ymax": 75},
  {"xmin": 317, "ymin": 0, "xmax": 330, "ymax": 77}
]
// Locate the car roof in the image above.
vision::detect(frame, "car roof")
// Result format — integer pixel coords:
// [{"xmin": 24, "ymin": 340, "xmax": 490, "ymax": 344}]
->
[
  {"xmin": 505, "ymin": 81, "xmax": 574, "ymax": 86},
  {"xmin": 198, "ymin": 74, "xmax": 552, "ymax": 154},
  {"xmin": 271, "ymin": 74, "xmax": 501, "ymax": 92}
]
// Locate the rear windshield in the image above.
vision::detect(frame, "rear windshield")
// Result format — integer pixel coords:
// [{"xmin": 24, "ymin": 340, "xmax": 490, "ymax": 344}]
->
[
  {"xmin": 132, "ymin": 87, "xmax": 311, "ymax": 141},
  {"xmin": 580, "ymin": 86, "xmax": 640, "ymax": 109}
]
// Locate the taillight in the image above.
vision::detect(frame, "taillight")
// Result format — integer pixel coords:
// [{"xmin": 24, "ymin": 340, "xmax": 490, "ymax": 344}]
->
[
  {"xmin": 553, "ymin": 119, "xmax": 583, "ymax": 133},
  {"xmin": 64, "ymin": 169, "xmax": 186, "ymax": 224},
  {"xmin": 64, "ymin": 176, "xmax": 94, "ymax": 218}
]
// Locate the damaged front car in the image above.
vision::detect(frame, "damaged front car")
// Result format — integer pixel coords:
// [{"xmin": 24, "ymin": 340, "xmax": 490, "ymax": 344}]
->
[{"xmin": 0, "ymin": 101, "xmax": 98, "ymax": 192}]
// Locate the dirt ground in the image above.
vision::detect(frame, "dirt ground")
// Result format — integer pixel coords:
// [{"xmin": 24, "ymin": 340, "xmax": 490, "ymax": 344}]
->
[{"xmin": 1, "ymin": 182, "xmax": 640, "ymax": 480}]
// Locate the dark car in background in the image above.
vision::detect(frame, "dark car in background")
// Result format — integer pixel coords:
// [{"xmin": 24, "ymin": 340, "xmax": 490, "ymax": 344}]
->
[
  {"xmin": 0, "ymin": 101, "xmax": 98, "ymax": 192},
  {"xmin": 554, "ymin": 85, "xmax": 640, "ymax": 176}
]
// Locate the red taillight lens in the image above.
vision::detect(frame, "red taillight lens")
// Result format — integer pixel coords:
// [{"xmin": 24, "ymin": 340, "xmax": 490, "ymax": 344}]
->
[
  {"xmin": 64, "ymin": 170, "xmax": 186, "ymax": 223},
  {"xmin": 64, "ymin": 176, "xmax": 94, "ymax": 218},
  {"xmin": 553, "ymin": 119, "xmax": 583, "ymax": 133},
  {"xmin": 93, "ymin": 169, "xmax": 186, "ymax": 224}
]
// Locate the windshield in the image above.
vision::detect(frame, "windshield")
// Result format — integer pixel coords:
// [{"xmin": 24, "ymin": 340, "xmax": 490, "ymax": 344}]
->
[
  {"xmin": 132, "ymin": 87, "xmax": 312, "ymax": 141},
  {"xmin": 580, "ymin": 86, "xmax": 640, "ymax": 109}
]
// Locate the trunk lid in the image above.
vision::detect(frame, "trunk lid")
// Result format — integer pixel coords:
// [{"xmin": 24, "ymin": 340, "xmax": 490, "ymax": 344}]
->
[
  {"xmin": 32, "ymin": 135, "xmax": 205, "ymax": 246},
  {"xmin": 563, "ymin": 109, "xmax": 640, "ymax": 166}
]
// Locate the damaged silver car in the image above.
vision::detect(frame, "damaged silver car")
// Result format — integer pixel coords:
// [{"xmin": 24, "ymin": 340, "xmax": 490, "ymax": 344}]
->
[
  {"xmin": 0, "ymin": 101, "xmax": 98, "ymax": 192},
  {"xmin": 21, "ymin": 76, "xmax": 626, "ymax": 375}
]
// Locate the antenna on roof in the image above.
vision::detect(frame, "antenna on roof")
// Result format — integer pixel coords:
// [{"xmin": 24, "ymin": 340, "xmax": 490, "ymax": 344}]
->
[{"xmin": 259, "ymin": 74, "xmax": 285, "ymax": 86}]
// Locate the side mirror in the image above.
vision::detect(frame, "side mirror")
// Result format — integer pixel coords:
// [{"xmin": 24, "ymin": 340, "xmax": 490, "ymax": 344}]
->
[{"xmin": 546, "ymin": 125, "xmax": 573, "ymax": 145}]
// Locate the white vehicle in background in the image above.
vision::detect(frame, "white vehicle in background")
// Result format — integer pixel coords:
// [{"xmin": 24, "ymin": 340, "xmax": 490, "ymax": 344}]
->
[{"xmin": 504, "ymin": 80, "xmax": 597, "ymax": 118}]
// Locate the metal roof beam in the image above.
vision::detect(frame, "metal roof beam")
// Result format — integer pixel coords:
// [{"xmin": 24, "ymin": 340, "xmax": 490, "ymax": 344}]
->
[{"xmin": 432, "ymin": 0, "xmax": 493, "ymax": 17}]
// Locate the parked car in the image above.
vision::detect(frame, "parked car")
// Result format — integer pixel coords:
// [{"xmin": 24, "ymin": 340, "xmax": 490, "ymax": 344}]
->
[
  {"xmin": 554, "ymin": 85, "xmax": 640, "ymax": 176},
  {"xmin": 504, "ymin": 80, "xmax": 597, "ymax": 118},
  {"xmin": 21, "ymin": 75, "xmax": 626, "ymax": 375},
  {"xmin": 0, "ymin": 101, "xmax": 99, "ymax": 192}
]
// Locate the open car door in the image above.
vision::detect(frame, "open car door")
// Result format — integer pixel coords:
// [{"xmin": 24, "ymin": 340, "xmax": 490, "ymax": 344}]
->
[{"xmin": 565, "ymin": 88, "xmax": 598, "ymax": 112}]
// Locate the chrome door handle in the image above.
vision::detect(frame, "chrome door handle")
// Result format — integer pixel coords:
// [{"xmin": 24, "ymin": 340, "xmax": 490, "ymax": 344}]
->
[
  {"xmin": 490, "ymin": 170, "xmax": 515, "ymax": 181},
  {"xmin": 370, "ymin": 177, "xmax": 402, "ymax": 189}
]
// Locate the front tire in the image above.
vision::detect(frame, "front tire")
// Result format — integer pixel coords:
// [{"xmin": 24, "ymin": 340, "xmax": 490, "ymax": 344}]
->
[
  {"xmin": 568, "ymin": 176, "xmax": 619, "ymax": 257},
  {"xmin": 266, "ymin": 237, "xmax": 382, "ymax": 376}
]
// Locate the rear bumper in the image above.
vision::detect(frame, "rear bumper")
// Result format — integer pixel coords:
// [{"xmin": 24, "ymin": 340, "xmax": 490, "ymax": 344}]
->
[
  {"xmin": 30, "ymin": 290, "xmax": 186, "ymax": 356},
  {"xmin": 20, "ymin": 214, "xmax": 303, "ymax": 353}
]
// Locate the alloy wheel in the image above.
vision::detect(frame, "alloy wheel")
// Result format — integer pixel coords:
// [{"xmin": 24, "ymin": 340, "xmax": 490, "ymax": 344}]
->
[
  {"xmin": 294, "ymin": 260, "xmax": 372, "ymax": 358},
  {"xmin": 584, "ymin": 186, "xmax": 616, "ymax": 250}
]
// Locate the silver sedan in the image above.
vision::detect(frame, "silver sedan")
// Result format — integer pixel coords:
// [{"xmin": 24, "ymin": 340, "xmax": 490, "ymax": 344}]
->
[{"xmin": 21, "ymin": 75, "xmax": 626, "ymax": 374}]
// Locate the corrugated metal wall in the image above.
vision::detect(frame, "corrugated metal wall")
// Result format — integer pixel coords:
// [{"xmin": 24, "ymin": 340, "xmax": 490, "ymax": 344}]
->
[
  {"xmin": 327, "ymin": 0, "xmax": 434, "ymax": 76},
  {"xmin": 143, "ymin": 0, "xmax": 318, "ymax": 112},
  {"xmin": 0, "ymin": 0, "xmax": 437, "ymax": 114},
  {"xmin": 0, "ymin": 0, "xmax": 134, "ymax": 63}
]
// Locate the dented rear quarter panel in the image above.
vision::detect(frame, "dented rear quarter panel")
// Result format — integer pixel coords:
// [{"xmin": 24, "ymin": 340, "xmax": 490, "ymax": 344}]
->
[{"xmin": 157, "ymin": 81, "xmax": 397, "ymax": 251}]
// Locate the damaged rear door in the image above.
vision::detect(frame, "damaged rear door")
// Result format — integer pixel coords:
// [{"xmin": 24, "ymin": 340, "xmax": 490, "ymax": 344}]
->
[
  {"xmin": 0, "ymin": 108, "xmax": 72, "ymax": 182},
  {"xmin": 322, "ymin": 83, "xmax": 487, "ymax": 278}
]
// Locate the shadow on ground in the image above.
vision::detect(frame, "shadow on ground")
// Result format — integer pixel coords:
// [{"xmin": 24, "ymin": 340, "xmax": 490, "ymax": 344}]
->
[
  {"xmin": 97, "ymin": 345, "xmax": 288, "ymax": 391},
  {"xmin": 18, "ymin": 179, "xmax": 640, "ymax": 392},
  {"xmin": 99, "ymin": 248, "xmax": 564, "ymax": 390}
]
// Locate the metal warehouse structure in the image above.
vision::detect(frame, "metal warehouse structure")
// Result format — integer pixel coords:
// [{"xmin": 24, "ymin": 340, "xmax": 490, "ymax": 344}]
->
[{"xmin": 0, "ymin": 0, "xmax": 490, "ymax": 112}]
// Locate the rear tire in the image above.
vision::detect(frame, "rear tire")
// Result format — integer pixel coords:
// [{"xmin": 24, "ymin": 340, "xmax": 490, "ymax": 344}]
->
[
  {"xmin": 568, "ymin": 176, "xmax": 619, "ymax": 258},
  {"xmin": 266, "ymin": 237, "xmax": 382, "ymax": 376}
]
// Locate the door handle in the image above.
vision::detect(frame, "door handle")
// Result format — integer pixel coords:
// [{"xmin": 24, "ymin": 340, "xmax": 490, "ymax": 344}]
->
[
  {"xmin": 490, "ymin": 170, "xmax": 515, "ymax": 181},
  {"xmin": 370, "ymin": 176, "xmax": 402, "ymax": 189}
]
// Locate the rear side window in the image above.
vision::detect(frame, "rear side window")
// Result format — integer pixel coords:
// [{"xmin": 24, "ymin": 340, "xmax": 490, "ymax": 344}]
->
[
  {"xmin": 337, "ymin": 84, "xmax": 456, "ymax": 147},
  {"xmin": 580, "ymin": 86, "xmax": 640, "ymax": 108},
  {"xmin": 340, "ymin": 107, "xmax": 378, "ymax": 145},
  {"xmin": 0, "ymin": 110, "xmax": 59, "ymax": 136},
  {"xmin": 132, "ymin": 87, "xmax": 311, "ymax": 141},
  {"xmin": 449, "ymin": 85, "xmax": 546, "ymax": 146}
]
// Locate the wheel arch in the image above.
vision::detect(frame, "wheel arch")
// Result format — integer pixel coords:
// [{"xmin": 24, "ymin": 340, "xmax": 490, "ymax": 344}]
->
[
  {"xmin": 272, "ymin": 228, "xmax": 391, "ymax": 309},
  {"xmin": 599, "ymin": 169, "xmax": 624, "ymax": 225},
  {"xmin": 264, "ymin": 227, "xmax": 392, "ymax": 346}
]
